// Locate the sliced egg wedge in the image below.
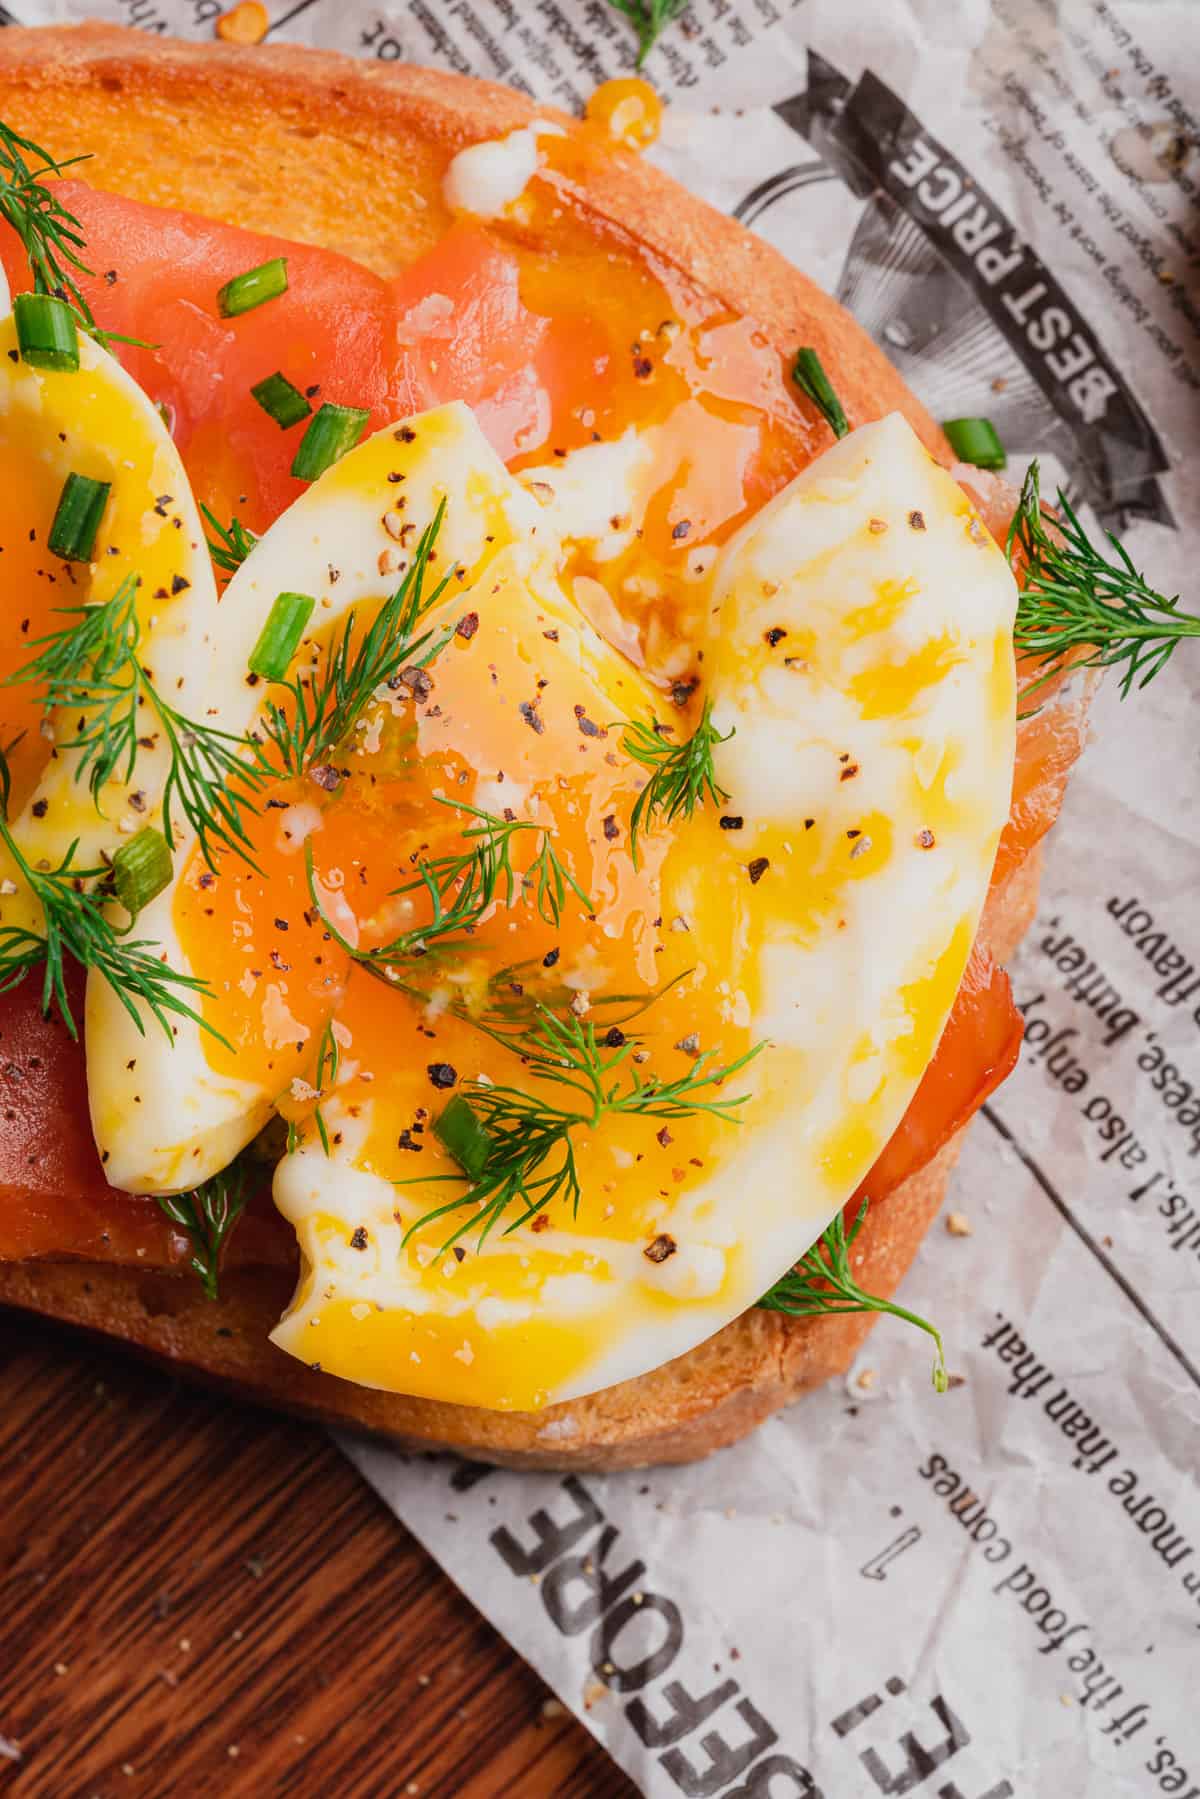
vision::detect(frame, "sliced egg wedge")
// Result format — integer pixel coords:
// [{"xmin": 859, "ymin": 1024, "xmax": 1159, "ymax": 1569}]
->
[
  {"xmin": 85, "ymin": 401, "xmax": 578, "ymax": 1192},
  {"xmin": 0, "ymin": 305, "xmax": 219, "ymax": 937},
  {"xmin": 259, "ymin": 414, "xmax": 1016, "ymax": 1412}
]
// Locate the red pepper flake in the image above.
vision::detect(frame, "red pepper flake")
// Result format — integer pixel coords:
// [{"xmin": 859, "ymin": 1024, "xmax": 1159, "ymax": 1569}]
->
[
  {"xmin": 643, "ymin": 1234, "xmax": 677, "ymax": 1264},
  {"xmin": 840, "ymin": 763, "xmax": 860, "ymax": 781},
  {"xmin": 916, "ymin": 828, "xmax": 936, "ymax": 849},
  {"xmin": 908, "ymin": 509, "xmax": 927, "ymax": 531},
  {"xmin": 531, "ymin": 1214, "xmax": 551, "ymax": 1233},
  {"xmin": 656, "ymin": 1126, "xmax": 673, "ymax": 1147},
  {"xmin": 747, "ymin": 856, "xmax": 770, "ymax": 884},
  {"xmin": 456, "ymin": 612, "xmax": 479, "ymax": 641},
  {"xmin": 543, "ymin": 628, "xmax": 560, "ymax": 642},
  {"xmin": 868, "ymin": 517, "xmax": 889, "ymax": 534}
]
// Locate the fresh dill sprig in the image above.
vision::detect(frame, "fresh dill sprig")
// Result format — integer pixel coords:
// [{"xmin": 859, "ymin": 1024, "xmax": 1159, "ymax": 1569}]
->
[
  {"xmin": 395, "ymin": 801, "xmax": 591, "ymax": 930},
  {"xmin": 406, "ymin": 1002, "xmax": 764, "ymax": 1249},
  {"xmin": 758, "ymin": 1198, "xmax": 948, "ymax": 1393},
  {"xmin": 0, "ymin": 747, "xmax": 215, "ymax": 1041},
  {"xmin": 201, "ymin": 502, "xmax": 259, "ymax": 577},
  {"xmin": 312, "ymin": 1017, "xmax": 341, "ymax": 1157},
  {"xmin": 1009, "ymin": 462, "xmax": 1200, "ymax": 702},
  {"xmin": 0, "ymin": 118, "xmax": 145, "ymax": 352},
  {"xmin": 619, "ymin": 698, "xmax": 732, "ymax": 866},
  {"xmin": 7, "ymin": 573, "xmax": 265, "ymax": 870},
  {"xmin": 154, "ymin": 1154, "xmax": 252, "ymax": 1300},
  {"xmin": 256, "ymin": 502, "xmax": 453, "ymax": 777},
  {"xmin": 606, "ymin": 0, "xmax": 688, "ymax": 66},
  {"xmin": 307, "ymin": 800, "xmax": 591, "ymax": 973}
]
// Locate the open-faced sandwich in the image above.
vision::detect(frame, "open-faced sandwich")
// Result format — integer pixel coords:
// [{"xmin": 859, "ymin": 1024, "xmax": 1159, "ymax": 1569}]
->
[{"xmin": 0, "ymin": 25, "xmax": 1187, "ymax": 1470}]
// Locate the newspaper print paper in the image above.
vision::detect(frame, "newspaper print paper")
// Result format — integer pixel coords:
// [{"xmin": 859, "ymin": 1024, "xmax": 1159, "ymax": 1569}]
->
[{"xmin": 12, "ymin": 0, "xmax": 1200, "ymax": 1792}]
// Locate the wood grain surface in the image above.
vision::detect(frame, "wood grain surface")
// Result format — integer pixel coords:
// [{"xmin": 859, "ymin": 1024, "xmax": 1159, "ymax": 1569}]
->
[{"xmin": 0, "ymin": 1313, "xmax": 635, "ymax": 1799}]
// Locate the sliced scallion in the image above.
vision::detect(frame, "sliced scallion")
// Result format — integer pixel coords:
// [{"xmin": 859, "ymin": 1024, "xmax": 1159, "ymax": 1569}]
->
[
  {"xmin": 792, "ymin": 347, "xmax": 849, "ymax": 440},
  {"xmin": 47, "ymin": 473, "xmax": 111, "ymax": 562},
  {"xmin": 112, "ymin": 826, "xmax": 173, "ymax": 917},
  {"xmin": 14, "ymin": 292, "xmax": 80, "ymax": 372},
  {"xmin": 250, "ymin": 370, "xmax": 312, "ymax": 431},
  {"xmin": 291, "ymin": 402, "xmax": 370, "ymax": 482},
  {"xmin": 434, "ymin": 1094, "xmax": 492, "ymax": 1180},
  {"xmin": 249, "ymin": 591, "xmax": 315, "ymax": 682},
  {"xmin": 943, "ymin": 416, "xmax": 1007, "ymax": 470},
  {"xmin": 217, "ymin": 257, "xmax": 289, "ymax": 319}
]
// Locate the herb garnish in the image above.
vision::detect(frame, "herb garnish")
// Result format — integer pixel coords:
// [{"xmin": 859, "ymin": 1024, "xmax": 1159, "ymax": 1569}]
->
[
  {"xmin": 406, "ymin": 1002, "xmax": 764, "ymax": 1248},
  {"xmin": 618, "ymin": 698, "xmax": 732, "ymax": 866},
  {"xmin": 201, "ymin": 503, "xmax": 259, "ymax": 577},
  {"xmin": 312, "ymin": 1017, "xmax": 341, "ymax": 1156},
  {"xmin": 305, "ymin": 800, "xmax": 591, "ymax": 973},
  {"xmin": 791, "ymin": 347, "xmax": 849, "ymax": 439},
  {"xmin": 0, "ymin": 747, "xmax": 214, "ymax": 1041},
  {"xmin": 758, "ymin": 1198, "xmax": 948, "ymax": 1392},
  {"xmin": 1010, "ymin": 463, "xmax": 1200, "ymax": 702},
  {"xmin": 606, "ymin": 0, "xmax": 687, "ymax": 66},
  {"xmin": 256, "ymin": 503, "xmax": 452, "ymax": 777},
  {"xmin": 0, "ymin": 118, "xmax": 144, "ymax": 353},
  {"xmin": 154, "ymin": 1154, "xmax": 252, "ymax": 1300},
  {"xmin": 8, "ymin": 573, "xmax": 266, "ymax": 871}
]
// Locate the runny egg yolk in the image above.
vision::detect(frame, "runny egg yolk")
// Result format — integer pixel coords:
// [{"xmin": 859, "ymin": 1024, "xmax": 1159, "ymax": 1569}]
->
[{"xmin": 173, "ymin": 558, "xmax": 763, "ymax": 1222}]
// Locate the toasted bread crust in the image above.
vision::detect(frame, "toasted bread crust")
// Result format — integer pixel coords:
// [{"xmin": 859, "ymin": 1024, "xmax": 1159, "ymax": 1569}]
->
[{"xmin": 0, "ymin": 25, "xmax": 1036, "ymax": 1467}]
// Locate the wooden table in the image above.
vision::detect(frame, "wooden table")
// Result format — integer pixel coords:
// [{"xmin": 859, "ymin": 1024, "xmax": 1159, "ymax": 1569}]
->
[{"xmin": 0, "ymin": 1313, "xmax": 636, "ymax": 1798}]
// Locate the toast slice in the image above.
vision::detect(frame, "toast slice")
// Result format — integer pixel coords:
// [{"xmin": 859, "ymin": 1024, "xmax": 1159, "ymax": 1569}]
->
[{"xmin": 0, "ymin": 25, "xmax": 1056, "ymax": 1468}]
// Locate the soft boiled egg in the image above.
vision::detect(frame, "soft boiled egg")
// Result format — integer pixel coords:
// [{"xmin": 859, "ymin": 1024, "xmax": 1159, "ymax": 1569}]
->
[
  {"xmin": 83, "ymin": 398, "xmax": 1016, "ymax": 1412},
  {"xmin": 0, "ymin": 294, "xmax": 220, "ymax": 944}
]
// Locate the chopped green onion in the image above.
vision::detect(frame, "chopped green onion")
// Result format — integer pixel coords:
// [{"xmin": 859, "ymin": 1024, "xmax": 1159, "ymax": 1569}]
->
[
  {"xmin": 14, "ymin": 292, "xmax": 80, "ymax": 372},
  {"xmin": 47, "ymin": 472, "xmax": 111, "ymax": 562},
  {"xmin": 291, "ymin": 402, "xmax": 370, "ymax": 482},
  {"xmin": 249, "ymin": 591, "xmax": 315, "ymax": 682},
  {"xmin": 792, "ymin": 347, "xmax": 849, "ymax": 440},
  {"xmin": 217, "ymin": 257, "xmax": 289, "ymax": 319},
  {"xmin": 250, "ymin": 371, "xmax": 312, "ymax": 431},
  {"xmin": 434, "ymin": 1094, "xmax": 492, "ymax": 1180},
  {"xmin": 942, "ymin": 416, "xmax": 1007, "ymax": 471},
  {"xmin": 112, "ymin": 826, "xmax": 173, "ymax": 917}
]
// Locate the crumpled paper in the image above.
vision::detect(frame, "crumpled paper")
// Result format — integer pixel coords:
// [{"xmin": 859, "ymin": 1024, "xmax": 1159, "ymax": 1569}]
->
[{"xmin": 16, "ymin": 0, "xmax": 1200, "ymax": 1791}]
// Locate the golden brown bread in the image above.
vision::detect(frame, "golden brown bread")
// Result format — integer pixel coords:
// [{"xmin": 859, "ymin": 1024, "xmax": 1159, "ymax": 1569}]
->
[{"xmin": 0, "ymin": 25, "xmax": 1040, "ymax": 1468}]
